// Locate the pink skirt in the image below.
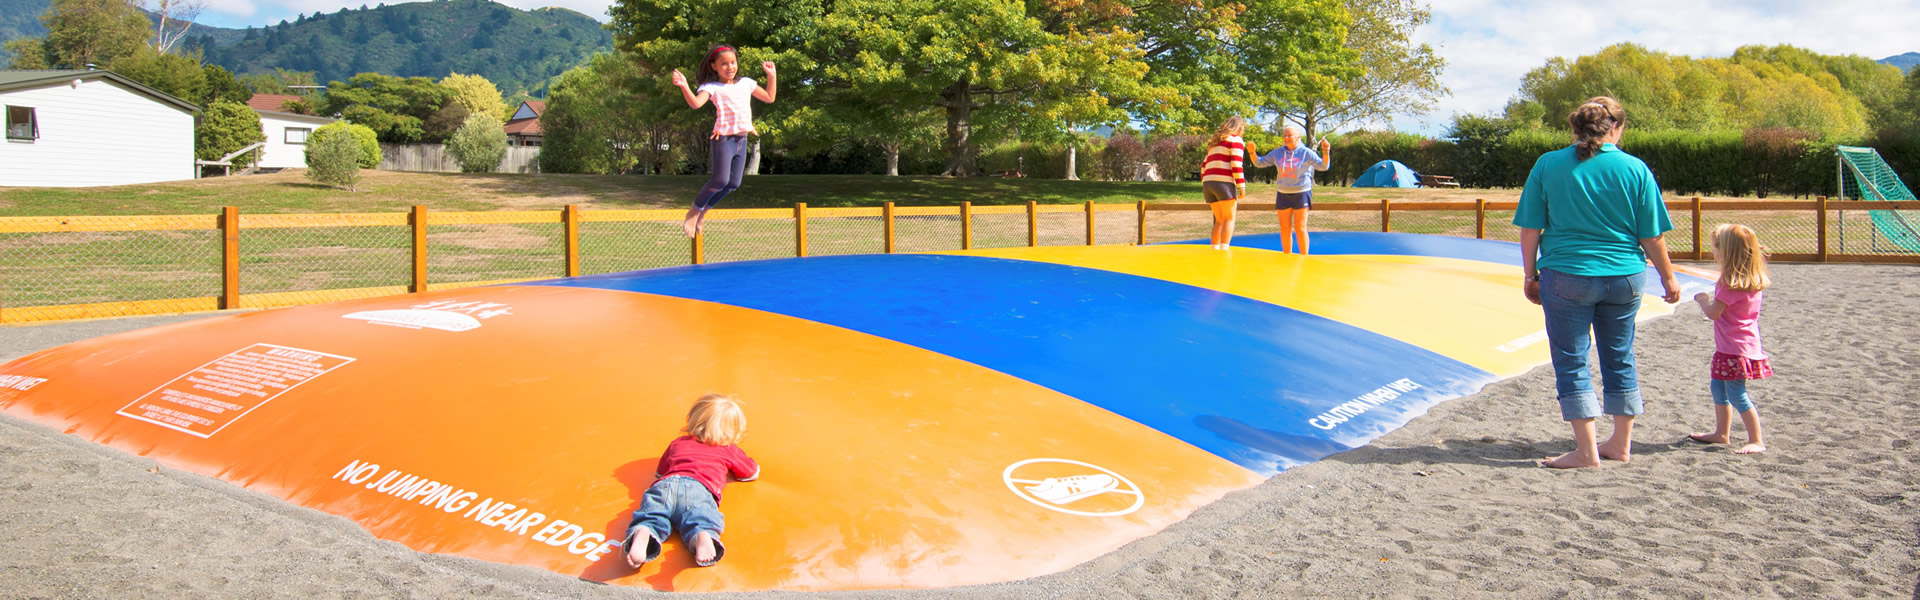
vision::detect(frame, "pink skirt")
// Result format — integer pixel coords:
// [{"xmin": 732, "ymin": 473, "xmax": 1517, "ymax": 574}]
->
[{"xmin": 1711, "ymin": 352, "xmax": 1772, "ymax": 381}]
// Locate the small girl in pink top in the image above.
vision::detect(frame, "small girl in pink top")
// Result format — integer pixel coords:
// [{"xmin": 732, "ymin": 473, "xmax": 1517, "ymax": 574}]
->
[
  {"xmin": 1688, "ymin": 224, "xmax": 1771, "ymax": 454},
  {"xmin": 670, "ymin": 46, "xmax": 777, "ymax": 238}
]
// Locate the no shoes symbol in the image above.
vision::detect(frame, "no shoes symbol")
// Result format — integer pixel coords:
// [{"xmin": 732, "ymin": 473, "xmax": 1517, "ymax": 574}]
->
[{"xmin": 1003, "ymin": 458, "xmax": 1144, "ymax": 517}]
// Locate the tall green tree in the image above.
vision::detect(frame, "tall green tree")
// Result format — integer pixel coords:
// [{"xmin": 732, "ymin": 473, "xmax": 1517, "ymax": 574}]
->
[
  {"xmin": 321, "ymin": 72, "xmax": 454, "ymax": 143},
  {"xmin": 540, "ymin": 51, "xmax": 683, "ymax": 174},
  {"xmin": 41, "ymin": 0, "xmax": 151, "ymax": 69},
  {"xmin": 108, "ymin": 46, "xmax": 204, "ymax": 102},
  {"xmin": 199, "ymin": 64, "xmax": 253, "ymax": 106},
  {"xmin": 1280, "ymin": 0, "xmax": 1443, "ymax": 142},
  {"xmin": 439, "ymin": 73, "xmax": 510, "ymax": 121}
]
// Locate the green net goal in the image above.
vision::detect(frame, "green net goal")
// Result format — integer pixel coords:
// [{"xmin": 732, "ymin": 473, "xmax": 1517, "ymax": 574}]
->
[{"xmin": 1837, "ymin": 145, "xmax": 1920, "ymax": 253}]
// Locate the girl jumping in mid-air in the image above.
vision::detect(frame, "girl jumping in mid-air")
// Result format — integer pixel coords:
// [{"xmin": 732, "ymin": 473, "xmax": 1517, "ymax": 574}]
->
[
  {"xmin": 1199, "ymin": 116, "xmax": 1254, "ymax": 250},
  {"xmin": 1252, "ymin": 125, "xmax": 1330, "ymax": 254},
  {"xmin": 1688, "ymin": 223, "xmax": 1771, "ymax": 454},
  {"xmin": 671, "ymin": 46, "xmax": 776, "ymax": 237},
  {"xmin": 624, "ymin": 394, "xmax": 760, "ymax": 568}
]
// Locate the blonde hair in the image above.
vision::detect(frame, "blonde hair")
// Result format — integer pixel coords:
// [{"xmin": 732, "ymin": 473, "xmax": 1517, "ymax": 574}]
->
[
  {"xmin": 1569, "ymin": 96, "xmax": 1624, "ymax": 161},
  {"xmin": 1712, "ymin": 223, "xmax": 1770, "ymax": 291},
  {"xmin": 1208, "ymin": 116, "xmax": 1246, "ymax": 148},
  {"xmin": 684, "ymin": 394, "xmax": 747, "ymax": 446}
]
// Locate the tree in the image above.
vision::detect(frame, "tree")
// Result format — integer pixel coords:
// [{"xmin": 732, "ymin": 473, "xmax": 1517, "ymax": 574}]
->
[
  {"xmin": 321, "ymin": 73, "xmax": 453, "ymax": 143},
  {"xmin": 199, "ymin": 65, "xmax": 252, "ymax": 105},
  {"xmin": 305, "ymin": 129, "xmax": 363, "ymax": 189},
  {"xmin": 195, "ymin": 100, "xmax": 266, "ymax": 170},
  {"xmin": 149, "ymin": 0, "xmax": 207, "ymax": 54},
  {"xmin": 447, "ymin": 113, "xmax": 507, "ymax": 172},
  {"xmin": 4, "ymin": 39, "xmax": 49, "ymax": 69},
  {"xmin": 1279, "ymin": 0, "xmax": 1444, "ymax": 142},
  {"xmin": 439, "ymin": 73, "xmax": 509, "ymax": 125},
  {"xmin": 313, "ymin": 121, "xmax": 381, "ymax": 168},
  {"xmin": 540, "ymin": 51, "xmax": 676, "ymax": 174},
  {"xmin": 108, "ymin": 46, "xmax": 205, "ymax": 103},
  {"xmin": 40, "ymin": 0, "xmax": 152, "ymax": 69}
]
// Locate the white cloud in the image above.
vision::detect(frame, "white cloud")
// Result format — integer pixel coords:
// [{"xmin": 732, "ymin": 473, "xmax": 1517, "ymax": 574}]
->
[{"xmin": 1402, "ymin": 0, "xmax": 1920, "ymax": 135}]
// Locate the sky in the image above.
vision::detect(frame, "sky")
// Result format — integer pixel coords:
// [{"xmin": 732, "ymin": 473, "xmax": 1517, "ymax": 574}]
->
[{"xmin": 193, "ymin": 0, "xmax": 1920, "ymax": 137}]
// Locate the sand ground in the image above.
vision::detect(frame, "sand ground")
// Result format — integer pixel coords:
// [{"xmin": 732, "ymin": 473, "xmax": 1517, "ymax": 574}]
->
[{"xmin": 1, "ymin": 262, "xmax": 1915, "ymax": 599}]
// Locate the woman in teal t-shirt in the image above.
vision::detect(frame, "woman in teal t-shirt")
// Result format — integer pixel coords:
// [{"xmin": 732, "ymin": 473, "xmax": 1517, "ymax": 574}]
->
[{"xmin": 1513, "ymin": 96, "xmax": 1682, "ymax": 469}]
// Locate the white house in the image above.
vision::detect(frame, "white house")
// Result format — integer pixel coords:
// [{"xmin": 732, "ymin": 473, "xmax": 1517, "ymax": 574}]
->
[
  {"xmin": 0, "ymin": 69, "xmax": 199, "ymax": 187},
  {"xmin": 245, "ymin": 93, "xmax": 336, "ymax": 169}
]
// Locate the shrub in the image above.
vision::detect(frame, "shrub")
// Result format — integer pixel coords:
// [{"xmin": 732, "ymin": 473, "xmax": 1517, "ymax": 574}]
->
[
  {"xmin": 305, "ymin": 130, "xmax": 362, "ymax": 190},
  {"xmin": 312, "ymin": 121, "xmax": 382, "ymax": 168},
  {"xmin": 447, "ymin": 113, "xmax": 507, "ymax": 173},
  {"xmin": 194, "ymin": 101, "xmax": 266, "ymax": 171}
]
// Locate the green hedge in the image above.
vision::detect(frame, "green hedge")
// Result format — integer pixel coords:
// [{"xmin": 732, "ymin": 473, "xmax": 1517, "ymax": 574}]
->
[{"xmin": 1319, "ymin": 127, "xmax": 1920, "ymax": 198}]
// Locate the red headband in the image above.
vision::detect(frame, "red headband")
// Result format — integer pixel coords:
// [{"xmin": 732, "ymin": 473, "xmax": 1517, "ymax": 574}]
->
[{"xmin": 708, "ymin": 46, "xmax": 734, "ymax": 58}]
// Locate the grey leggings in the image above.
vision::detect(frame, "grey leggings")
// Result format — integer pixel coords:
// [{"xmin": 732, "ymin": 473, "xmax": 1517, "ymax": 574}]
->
[{"xmin": 693, "ymin": 135, "xmax": 750, "ymax": 211}]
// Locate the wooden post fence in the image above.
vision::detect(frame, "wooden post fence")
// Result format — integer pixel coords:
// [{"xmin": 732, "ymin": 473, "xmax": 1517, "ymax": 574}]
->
[
  {"xmin": 563, "ymin": 204, "xmax": 581, "ymax": 277},
  {"xmin": 1137, "ymin": 200, "xmax": 1147, "ymax": 245},
  {"xmin": 409, "ymin": 205, "xmax": 428, "ymax": 293},
  {"xmin": 1474, "ymin": 199, "xmax": 1486, "ymax": 239},
  {"xmin": 1380, "ymin": 199, "xmax": 1392, "ymax": 233},
  {"xmin": 1027, "ymin": 201, "xmax": 1038, "ymax": 247},
  {"xmin": 794, "ymin": 202, "xmax": 809, "ymax": 257},
  {"xmin": 1817, "ymin": 195, "xmax": 1828, "ymax": 262},
  {"xmin": 1085, "ymin": 201, "xmax": 1096, "ymax": 245},
  {"xmin": 1692, "ymin": 197, "xmax": 1704, "ymax": 260},
  {"xmin": 961, "ymin": 201, "xmax": 973, "ymax": 250},
  {"xmin": 221, "ymin": 206, "xmax": 239, "ymax": 308},
  {"xmin": 883, "ymin": 202, "xmax": 896, "ymax": 253}
]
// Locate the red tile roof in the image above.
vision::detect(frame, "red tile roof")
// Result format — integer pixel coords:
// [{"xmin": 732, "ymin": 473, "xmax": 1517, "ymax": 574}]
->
[
  {"xmin": 246, "ymin": 94, "xmax": 306, "ymax": 113},
  {"xmin": 504, "ymin": 117, "xmax": 543, "ymax": 136},
  {"xmin": 521, "ymin": 100, "xmax": 546, "ymax": 115}
]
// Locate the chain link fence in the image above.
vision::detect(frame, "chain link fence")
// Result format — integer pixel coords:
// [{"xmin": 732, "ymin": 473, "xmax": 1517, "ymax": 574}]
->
[{"xmin": 2, "ymin": 198, "xmax": 1908, "ymax": 323}]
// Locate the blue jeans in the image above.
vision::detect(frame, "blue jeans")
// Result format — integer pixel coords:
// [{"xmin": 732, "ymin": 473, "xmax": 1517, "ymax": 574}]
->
[
  {"xmin": 625, "ymin": 475, "xmax": 725, "ymax": 563},
  {"xmin": 1540, "ymin": 269, "xmax": 1645, "ymax": 421},
  {"xmin": 1711, "ymin": 379, "xmax": 1755, "ymax": 413}
]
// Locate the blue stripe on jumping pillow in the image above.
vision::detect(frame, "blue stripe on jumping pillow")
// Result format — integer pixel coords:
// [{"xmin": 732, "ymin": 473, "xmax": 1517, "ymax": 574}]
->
[{"xmin": 522, "ymin": 254, "xmax": 1497, "ymax": 474}]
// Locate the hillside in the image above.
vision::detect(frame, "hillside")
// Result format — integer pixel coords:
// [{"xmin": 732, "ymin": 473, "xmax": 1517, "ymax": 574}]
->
[
  {"xmin": 1, "ymin": 0, "xmax": 611, "ymax": 95},
  {"xmin": 1879, "ymin": 52, "xmax": 1920, "ymax": 73}
]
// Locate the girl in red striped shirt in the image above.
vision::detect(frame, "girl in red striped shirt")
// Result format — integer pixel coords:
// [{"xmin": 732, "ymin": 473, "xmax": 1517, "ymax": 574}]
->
[{"xmin": 1199, "ymin": 116, "xmax": 1255, "ymax": 250}]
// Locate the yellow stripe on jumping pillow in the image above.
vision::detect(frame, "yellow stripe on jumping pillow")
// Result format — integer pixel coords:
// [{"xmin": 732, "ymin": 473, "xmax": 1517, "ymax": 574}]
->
[{"xmin": 952, "ymin": 245, "xmax": 1682, "ymax": 379}]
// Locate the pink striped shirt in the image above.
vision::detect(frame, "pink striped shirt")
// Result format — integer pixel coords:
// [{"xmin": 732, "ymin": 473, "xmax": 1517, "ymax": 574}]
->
[{"xmin": 699, "ymin": 78, "xmax": 758, "ymax": 136}]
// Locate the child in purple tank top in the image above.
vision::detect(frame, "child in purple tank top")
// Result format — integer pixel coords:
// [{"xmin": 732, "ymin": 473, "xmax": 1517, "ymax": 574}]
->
[{"xmin": 1688, "ymin": 224, "xmax": 1771, "ymax": 454}]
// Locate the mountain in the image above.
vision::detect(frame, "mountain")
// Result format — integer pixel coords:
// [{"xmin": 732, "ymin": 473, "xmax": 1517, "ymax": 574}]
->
[
  {"xmin": 1878, "ymin": 52, "xmax": 1920, "ymax": 73},
  {"xmin": 1, "ymin": 0, "xmax": 612, "ymax": 95}
]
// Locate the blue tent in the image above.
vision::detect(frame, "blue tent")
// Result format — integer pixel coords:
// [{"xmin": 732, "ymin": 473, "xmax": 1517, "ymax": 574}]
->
[{"xmin": 1354, "ymin": 160, "xmax": 1419, "ymax": 188}]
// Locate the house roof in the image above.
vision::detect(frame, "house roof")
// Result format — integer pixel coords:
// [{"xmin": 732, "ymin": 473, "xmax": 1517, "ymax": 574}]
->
[
  {"xmin": 504, "ymin": 117, "xmax": 543, "ymax": 136},
  {"xmin": 246, "ymin": 93, "xmax": 305, "ymax": 113},
  {"xmin": 0, "ymin": 69, "xmax": 201, "ymax": 114},
  {"xmin": 521, "ymin": 100, "xmax": 546, "ymax": 115}
]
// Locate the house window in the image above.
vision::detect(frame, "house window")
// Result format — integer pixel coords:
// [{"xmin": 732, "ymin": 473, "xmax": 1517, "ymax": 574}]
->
[
  {"xmin": 286, "ymin": 127, "xmax": 310, "ymax": 144},
  {"xmin": 5, "ymin": 106, "xmax": 37, "ymax": 141}
]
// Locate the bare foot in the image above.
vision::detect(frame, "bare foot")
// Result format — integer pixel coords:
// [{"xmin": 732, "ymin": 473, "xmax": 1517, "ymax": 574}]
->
[
  {"xmin": 1688, "ymin": 433, "xmax": 1729, "ymax": 444},
  {"xmin": 682, "ymin": 216, "xmax": 699, "ymax": 238},
  {"xmin": 624, "ymin": 533, "xmax": 654, "ymax": 569},
  {"xmin": 1541, "ymin": 451, "xmax": 1601, "ymax": 469},
  {"xmin": 1597, "ymin": 441, "xmax": 1632, "ymax": 463},
  {"xmin": 1733, "ymin": 443, "xmax": 1766, "ymax": 454},
  {"xmin": 692, "ymin": 531, "xmax": 717, "ymax": 566}
]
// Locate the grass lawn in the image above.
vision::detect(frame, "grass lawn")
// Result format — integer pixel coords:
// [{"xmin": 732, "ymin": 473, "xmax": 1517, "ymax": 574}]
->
[{"xmin": 0, "ymin": 169, "xmax": 1600, "ymax": 217}]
